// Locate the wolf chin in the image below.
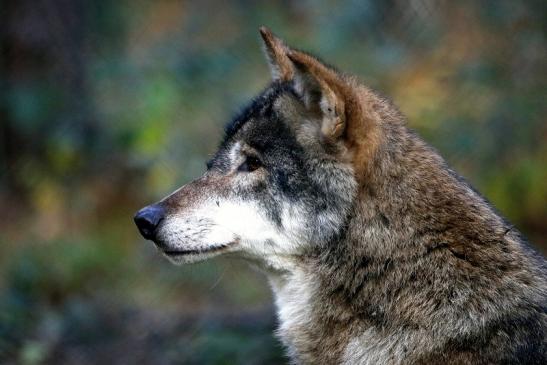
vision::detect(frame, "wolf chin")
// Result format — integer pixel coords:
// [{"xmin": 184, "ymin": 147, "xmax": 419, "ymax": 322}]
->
[{"xmin": 134, "ymin": 28, "xmax": 547, "ymax": 364}]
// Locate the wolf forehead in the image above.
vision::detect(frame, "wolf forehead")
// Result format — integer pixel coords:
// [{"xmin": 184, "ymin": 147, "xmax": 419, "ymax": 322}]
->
[{"xmin": 208, "ymin": 81, "xmax": 305, "ymax": 168}]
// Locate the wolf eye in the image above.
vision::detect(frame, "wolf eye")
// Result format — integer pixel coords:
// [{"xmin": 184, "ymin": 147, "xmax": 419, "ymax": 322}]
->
[{"xmin": 238, "ymin": 155, "xmax": 262, "ymax": 172}]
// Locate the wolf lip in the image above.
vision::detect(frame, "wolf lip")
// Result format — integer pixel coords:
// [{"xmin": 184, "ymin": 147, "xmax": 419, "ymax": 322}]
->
[{"xmin": 162, "ymin": 243, "xmax": 234, "ymax": 256}]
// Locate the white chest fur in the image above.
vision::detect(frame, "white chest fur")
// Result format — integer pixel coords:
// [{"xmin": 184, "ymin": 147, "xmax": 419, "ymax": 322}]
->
[{"xmin": 268, "ymin": 268, "xmax": 317, "ymax": 359}]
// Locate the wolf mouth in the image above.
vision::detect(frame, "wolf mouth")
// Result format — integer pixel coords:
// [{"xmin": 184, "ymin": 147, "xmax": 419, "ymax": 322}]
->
[{"xmin": 162, "ymin": 242, "xmax": 236, "ymax": 256}]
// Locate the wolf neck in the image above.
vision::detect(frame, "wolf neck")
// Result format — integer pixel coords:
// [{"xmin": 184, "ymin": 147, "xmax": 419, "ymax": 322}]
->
[
  {"xmin": 263, "ymin": 90, "xmax": 428, "ymax": 363},
  {"xmin": 265, "ymin": 101, "xmax": 525, "ymax": 364}
]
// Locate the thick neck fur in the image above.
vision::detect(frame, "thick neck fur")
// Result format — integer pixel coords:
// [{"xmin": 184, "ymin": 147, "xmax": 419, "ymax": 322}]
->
[{"xmin": 267, "ymin": 88, "xmax": 547, "ymax": 364}]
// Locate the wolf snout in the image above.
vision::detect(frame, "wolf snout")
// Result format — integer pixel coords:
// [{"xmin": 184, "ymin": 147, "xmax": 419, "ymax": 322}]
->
[{"xmin": 134, "ymin": 204, "xmax": 165, "ymax": 240}]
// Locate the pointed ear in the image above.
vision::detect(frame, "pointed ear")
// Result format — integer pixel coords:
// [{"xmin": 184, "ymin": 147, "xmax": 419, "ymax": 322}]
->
[
  {"xmin": 287, "ymin": 51, "xmax": 349, "ymax": 140},
  {"xmin": 259, "ymin": 27, "xmax": 294, "ymax": 81}
]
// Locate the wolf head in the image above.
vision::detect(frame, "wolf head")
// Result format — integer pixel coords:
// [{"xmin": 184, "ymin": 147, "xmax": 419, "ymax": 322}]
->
[{"xmin": 134, "ymin": 28, "xmax": 380, "ymax": 270}]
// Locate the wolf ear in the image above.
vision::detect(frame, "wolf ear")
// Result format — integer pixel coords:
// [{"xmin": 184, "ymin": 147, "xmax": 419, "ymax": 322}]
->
[
  {"xmin": 259, "ymin": 27, "xmax": 351, "ymax": 140},
  {"xmin": 259, "ymin": 26, "xmax": 294, "ymax": 81},
  {"xmin": 287, "ymin": 51, "xmax": 348, "ymax": 140}
]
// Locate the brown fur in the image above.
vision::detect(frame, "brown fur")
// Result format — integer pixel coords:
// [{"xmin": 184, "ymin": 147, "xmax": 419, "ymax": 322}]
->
[{"xmin": 287, "ymin": 44, "xmax": 385, "ymax": 182}]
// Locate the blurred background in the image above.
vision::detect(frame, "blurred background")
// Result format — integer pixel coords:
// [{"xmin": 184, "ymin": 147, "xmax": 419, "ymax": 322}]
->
[{"xmin": 0, "ymin": 0, "xmax": 545, "ymax": 364}]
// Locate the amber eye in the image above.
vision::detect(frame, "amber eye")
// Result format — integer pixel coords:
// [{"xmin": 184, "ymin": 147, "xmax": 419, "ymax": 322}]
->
[{"xmin": 238, "ymin": 155, "xmax": 262, "ymax": 172}]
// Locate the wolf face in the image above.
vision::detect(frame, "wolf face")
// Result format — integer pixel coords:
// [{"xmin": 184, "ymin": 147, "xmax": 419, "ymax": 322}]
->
[{"xmin": 135, "ymin": 30, "xmax": 359, "ymax": 269}]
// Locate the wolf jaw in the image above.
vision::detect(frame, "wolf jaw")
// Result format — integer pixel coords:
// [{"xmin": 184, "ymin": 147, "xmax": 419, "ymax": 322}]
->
[{"xmin": 135, "ymin": 27, "xmax": 547, "ymax": 364}]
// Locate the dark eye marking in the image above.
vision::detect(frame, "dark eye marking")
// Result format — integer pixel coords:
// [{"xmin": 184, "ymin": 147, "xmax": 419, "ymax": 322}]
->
[
  {"xmin": 238, "ymin": 155, "xmax": 262, "ymax": 173},
  {"xmin": 206, "ymin": 160, "xmax": 213, "ymax": 170}
]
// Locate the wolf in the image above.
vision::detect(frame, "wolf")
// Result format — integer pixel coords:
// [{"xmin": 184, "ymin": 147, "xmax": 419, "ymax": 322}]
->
[{"xmin": 134, "ymin": 28, "xmax": 547, "ymax": 364}]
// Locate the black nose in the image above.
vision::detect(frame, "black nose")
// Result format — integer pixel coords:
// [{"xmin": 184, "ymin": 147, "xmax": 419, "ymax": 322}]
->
[{"xmin": 134, "ymin": 205, "xmax": 165, "ymax": 240}]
